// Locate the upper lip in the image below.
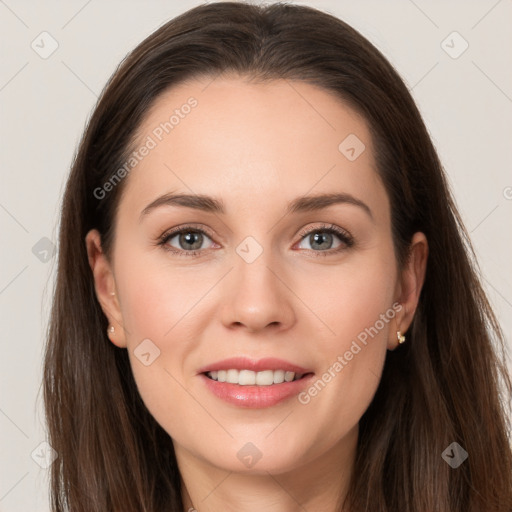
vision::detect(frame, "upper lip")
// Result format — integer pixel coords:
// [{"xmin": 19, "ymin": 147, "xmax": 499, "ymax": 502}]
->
[{"xmin": 197, "ymin": 357, "xmax": 313, "ymax": 375}]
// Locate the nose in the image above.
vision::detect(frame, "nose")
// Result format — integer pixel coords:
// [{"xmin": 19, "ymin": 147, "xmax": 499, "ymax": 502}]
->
[{"xmin": 219, "ymin": 249, "xmax": 296, "ymax": 334}]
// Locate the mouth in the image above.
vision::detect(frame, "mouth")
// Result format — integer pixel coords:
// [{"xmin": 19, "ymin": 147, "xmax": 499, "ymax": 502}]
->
[
  {"xmin": 200, "ymin": 370, "xmax": 315, "ymax": 408},
  {"xmin": 197, "ymin": 357, "xmax": 315, "ymax": 407},
  {"xmin": 203, "ymin": 369, "xmax": 312, "ymax": 385}
]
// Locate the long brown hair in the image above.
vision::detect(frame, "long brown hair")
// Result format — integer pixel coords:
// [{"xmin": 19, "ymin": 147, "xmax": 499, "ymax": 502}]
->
[{"xmin": 43, "ymin": 2, "xmax": 512, "ymax": 510}]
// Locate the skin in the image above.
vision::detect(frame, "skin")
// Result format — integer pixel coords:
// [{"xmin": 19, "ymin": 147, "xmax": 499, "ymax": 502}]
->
[{"xmin": 86, "ymin": 75, "xmax": 428, "ymax": 512}]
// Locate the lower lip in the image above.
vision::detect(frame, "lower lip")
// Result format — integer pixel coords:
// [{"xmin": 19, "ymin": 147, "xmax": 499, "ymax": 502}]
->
[{"xmin": 200, "ymin": 373, "xmax": 315, "ymax": 408}]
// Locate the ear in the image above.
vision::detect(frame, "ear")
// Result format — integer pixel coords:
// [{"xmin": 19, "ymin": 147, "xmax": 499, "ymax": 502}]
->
[
  {"xmin": 387, "ymin": 231, "xmax": 428, "ymax": 350},
  {"xmin": 85, "ymin": 229, "xmax": 127, "ymax": 348}
]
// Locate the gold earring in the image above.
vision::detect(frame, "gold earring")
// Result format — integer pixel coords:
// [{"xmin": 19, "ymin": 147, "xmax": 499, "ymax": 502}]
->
[{"xmin": 397, "ymin": 331, "xmax": 406, "ymax": 345}]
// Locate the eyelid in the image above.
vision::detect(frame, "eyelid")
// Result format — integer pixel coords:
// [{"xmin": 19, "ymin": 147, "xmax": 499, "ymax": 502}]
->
[
  {"xmin": 159, "ymin": 223, "xmax": 216, "ymax": 239},
  {"xmin": 296, "ymin": 223, "xmax": 353, "ymax": 244}
]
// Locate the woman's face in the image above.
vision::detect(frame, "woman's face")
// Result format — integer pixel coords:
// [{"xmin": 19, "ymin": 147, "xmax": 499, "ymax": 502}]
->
[{"xmin": 87, "ymin": 75, "xmax": 426, "ymax": 476}]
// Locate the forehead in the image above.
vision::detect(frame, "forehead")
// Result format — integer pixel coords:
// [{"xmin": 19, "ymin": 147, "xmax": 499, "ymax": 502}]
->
[{"xmin": 120, "ymin": 75, "xmax": 386, "ymax": 218}]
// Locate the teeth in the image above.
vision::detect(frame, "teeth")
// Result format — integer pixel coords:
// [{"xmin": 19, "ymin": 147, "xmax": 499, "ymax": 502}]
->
[
  {"xmin": 226, "ymin": 369, "xmax": 238, "ymax": 383},
  {"xmin": 240, "ymin": 370, "xmax": 255, "ymax": 385},
  {"xmin": 206, "ymin": 369, "xmax": 305, "ymax": 385},
  {"xmin": 273, "ymin": 370, "xmax": 285, "ymax": 384}
]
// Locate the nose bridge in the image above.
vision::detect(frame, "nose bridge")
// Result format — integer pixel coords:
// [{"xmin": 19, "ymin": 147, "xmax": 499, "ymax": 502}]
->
[
  {"xmin": 220, "ymin": 233, "xmax": 296, "ymax": 332},
  {"xmin": 234, "ymin": 234, "xmax": 282, "ymax": 303}
]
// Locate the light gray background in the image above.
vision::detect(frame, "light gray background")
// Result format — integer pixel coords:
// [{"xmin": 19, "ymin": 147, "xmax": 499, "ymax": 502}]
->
[{"xmin": 1, "ymin": 0, "xmax": 511, "ymax": 509}]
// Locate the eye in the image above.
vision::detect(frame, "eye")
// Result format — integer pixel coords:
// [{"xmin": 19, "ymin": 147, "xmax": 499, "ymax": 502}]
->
[
  {"xmin": 158, "ymin": 225, "xmax": 216, "ymax": 256},
  {"xmin": 296, "ymin": 224, "xmax": 354, "ymax": 255},
  {"xmin": 157, "ymin": 223, "xmax": 354, "ymax": 257}
]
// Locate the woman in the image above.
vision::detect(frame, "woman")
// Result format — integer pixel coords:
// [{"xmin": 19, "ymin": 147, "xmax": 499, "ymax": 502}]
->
[{"xmin": 43, "ymin": 2, "xmax": 512, "ymax": 511}]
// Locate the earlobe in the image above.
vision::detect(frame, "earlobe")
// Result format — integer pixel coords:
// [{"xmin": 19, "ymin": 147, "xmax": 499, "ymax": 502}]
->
[
  {"xmin": 84, "ymin": 229, "xmax": 127, "ymax": 348},
  {"xmin": 388, "ymin": 232, "xmax": 428, "ymax": 350}
]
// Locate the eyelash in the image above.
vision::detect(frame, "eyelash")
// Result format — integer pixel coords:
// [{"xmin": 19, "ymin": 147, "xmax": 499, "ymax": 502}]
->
[{"xmin": 157, "ymin": 223, "xmax": 354, "ymax": 258}]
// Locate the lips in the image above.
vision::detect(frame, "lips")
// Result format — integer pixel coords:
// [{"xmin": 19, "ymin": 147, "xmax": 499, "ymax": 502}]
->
[
  {"xmin": 200, "ymin": 373, "xmax": 315, "ymax": 408},
  {"xmin": 197, "ymin": 357, "xmax": 315, "ymax": 408}
]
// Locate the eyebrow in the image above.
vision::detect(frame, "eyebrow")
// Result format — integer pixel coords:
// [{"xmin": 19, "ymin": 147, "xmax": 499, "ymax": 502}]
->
[{"xmin": 139, "ymin": 191, "xmax": 373, "ymax": 221}]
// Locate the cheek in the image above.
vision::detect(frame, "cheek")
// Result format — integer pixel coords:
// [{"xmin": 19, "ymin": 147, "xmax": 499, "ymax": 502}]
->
[
  {"xmin": 114, "ymin": 248, "xmax": 210, "ymax": 338},
  {"xmin": 111, "ymin": 249, "xmax": 218, "ymax": 430},
  {"xmin": 113, "ymin": 260, "xmax": 206, "ymax": 441},
  {"xmin": 295, "ymin": 245, "xmax": 396, "ymax": 431},
  {"xmin": 299, "ymin": 240, "xmax": 397, "ymax": 345}
]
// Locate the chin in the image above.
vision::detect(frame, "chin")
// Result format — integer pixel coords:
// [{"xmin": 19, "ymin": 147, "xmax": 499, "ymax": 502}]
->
[{"xmin": 198, "ymin": 440, "xmax": 311, "ymax": 475}]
